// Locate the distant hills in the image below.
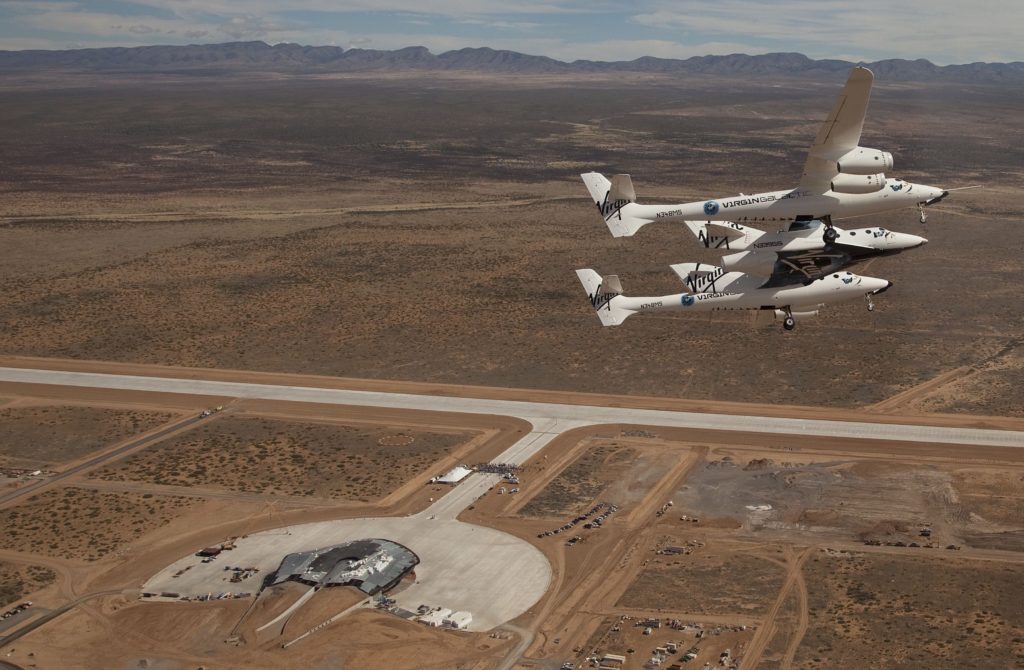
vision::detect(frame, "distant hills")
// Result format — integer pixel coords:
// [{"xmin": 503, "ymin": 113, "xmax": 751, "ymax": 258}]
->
[{"xmin": 1, "ymin": 41, "xmax": 1022, "ymax": 81}]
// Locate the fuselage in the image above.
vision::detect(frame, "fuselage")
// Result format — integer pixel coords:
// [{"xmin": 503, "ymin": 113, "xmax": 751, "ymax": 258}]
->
[
  {"xmin": 614, "ymin": 272, "xmax": 890, "ymax": 315},
  {"xmin": 635, "ymin": 178, "xmax": 945, "ymax": 224}
]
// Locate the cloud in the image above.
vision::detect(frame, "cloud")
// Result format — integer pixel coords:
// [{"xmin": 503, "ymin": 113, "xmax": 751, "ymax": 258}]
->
[
  {"xmin": 18, "ymin": 9, "xmax": 209, "ymax": 40},
  {"xmin": 125, "ymin": 0, "xmax": 586, "ymax": 17},
  {"xmin": 0, "ymin": 0, "xmax": 1021, "ymax": 64},
  {"xmin": 219, "ymin": 15, "xmax": 273, "ymax": 39},
  {"xmin": 458, "ymin": 18, "xmax": 542, "ymax": 31},
  {"xmin": 627, "ymin": 0, "xmax": 1024, "ymax": 64}
]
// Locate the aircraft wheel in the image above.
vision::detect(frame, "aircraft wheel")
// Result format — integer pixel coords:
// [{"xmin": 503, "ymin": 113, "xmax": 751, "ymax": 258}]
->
[
  {"xmin": 823, "ymin": 227, "xmax": 838, "ymax": 244},
  {"xmin": 867, "ymin": 302, "xmax": 875, "ymax": 312},
  {"xmin": 783, "ymin": 316, "xmax": 796, "ymax": 331}
]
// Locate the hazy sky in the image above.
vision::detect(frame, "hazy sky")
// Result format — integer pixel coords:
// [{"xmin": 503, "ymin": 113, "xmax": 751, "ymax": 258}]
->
[{"xmin": 0, "ymin": 0, "xmax": 1019, "ymax": 64}]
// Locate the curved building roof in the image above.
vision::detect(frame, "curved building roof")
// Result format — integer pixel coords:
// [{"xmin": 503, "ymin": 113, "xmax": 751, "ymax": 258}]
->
[{"xmin": 271, "ymin": 538, "xmax": 418, "ymax": 594}]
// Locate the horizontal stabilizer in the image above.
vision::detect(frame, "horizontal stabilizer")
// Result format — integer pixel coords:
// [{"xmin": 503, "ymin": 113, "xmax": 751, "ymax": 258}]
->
[{"xmin": 609, "ymin": 174, "xmax": 636, "ymax": 204}]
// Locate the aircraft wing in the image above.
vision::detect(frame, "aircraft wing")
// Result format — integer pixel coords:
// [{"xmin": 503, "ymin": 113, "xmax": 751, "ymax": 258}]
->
[{"xmin": 799, "ymin": 67, "xmax": 874, "ymax": 192}]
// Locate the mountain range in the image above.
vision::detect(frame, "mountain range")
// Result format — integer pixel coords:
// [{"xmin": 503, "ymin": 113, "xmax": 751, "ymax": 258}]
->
[{"xmin": 1, "ymin": 41, "xmax": 1021, "ymax": 82}]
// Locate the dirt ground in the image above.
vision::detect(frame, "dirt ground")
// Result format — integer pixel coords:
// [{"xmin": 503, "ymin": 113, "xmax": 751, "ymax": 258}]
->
[
  {"xmin": 0, "ymin": 487, "xmax": 199, "ymax": 562},
  {"xmin": 617, "ymin": 544, "xmax": 786, "ymax": 616},
  {"xmin": 90, "ymin": 414, "xmax": 473, "ymax": 501},
  {"xmin": 796, "ymin": 551, "xmax": 1024, "ymax": 669},
  {"xmin": 0, "ymin": 67, "xmax": 1022, "ymax": 669},
  {"xmin": 0, "ymin": 404, "xmax": 177, "ymax": 469},
  {"xmin": 0, "ymin": 385, "xmax": 1021, "ymax": 669},
  {"xmin": 0, "ymin": 561, "xmax": 55, "ymax": 608},
  {"xmin": 518, "ymin": 441, "xmax": 636, "ymax": 518},
  {"xmin": 0, "ymin": 71, "xmax": 1021, "ymax": 412},
  {"xmin": 671, "ymin": 447, "xmax": 1024, "ymax": 552}
]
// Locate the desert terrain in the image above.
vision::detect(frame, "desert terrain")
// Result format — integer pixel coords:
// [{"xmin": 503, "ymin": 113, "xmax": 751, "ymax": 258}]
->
[
  {"xmin": 0, "ymin": 370, "xmax": 1021, "ymax": 669},
  {"xmin": 0, "ymin": 65, "xmax": 1022, "ymax": 669},
  {"xmin": 1, "ymin": 70, "xmax": 1023, "ymax": 409}
]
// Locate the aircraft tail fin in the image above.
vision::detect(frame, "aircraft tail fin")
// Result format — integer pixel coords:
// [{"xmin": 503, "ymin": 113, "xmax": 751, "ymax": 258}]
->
[
  {"xmin": 580, "ymin": 172, "xmax": 650, "ymax": 238},
  {"xmin": 576, "ymin": 268, "xmax": 634, "ymax": 327},
  {"xmin": 669, "ymin": 262, "xmax": 747, "ymax": 294}
]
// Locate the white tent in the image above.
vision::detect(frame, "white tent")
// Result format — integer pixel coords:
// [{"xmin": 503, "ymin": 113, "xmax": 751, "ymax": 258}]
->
[{"xmin": 436, "ymin": 466, "xmax": 472, "ymax": 484}]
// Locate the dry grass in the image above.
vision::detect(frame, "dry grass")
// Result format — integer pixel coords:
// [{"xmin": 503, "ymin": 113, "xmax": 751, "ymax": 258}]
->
[
  {"xmin": 0, "ymin": 406, "xmax": 175, "ymax": 468},
  {"xmin": 0, "ymin": 74, "xmax": 1021, "ymax": 412},
  {"xmin": 797, "ymin": 552, "xmax": 1024, "ymax": 669},
  {"xmin": 0, "ymin": 561, "xmax": 56, "ymax": 607},
  {"xmin": 92, "ymin": 415, "xmax": 469, "ymax": 500},
  {"xmin": 617, "ymin": 547, "xmax": 785, "ymax": 615},
  {"xmin": 519, "ymin": 443, "xmax": 636, "ymax": 518},
  {"xmin": 0, "ymin": 487, "xmax": 197, "ymax": 561}
]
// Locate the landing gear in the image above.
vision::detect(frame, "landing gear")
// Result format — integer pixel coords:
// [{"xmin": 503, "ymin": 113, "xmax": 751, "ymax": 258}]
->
[
  {"xmin": 782, "ymin": 307, "xmax": 796, "ymax": 331},
  {"xmin": 918, "ymin": 203, "xmax": 928, "ymax": 224},
  {"xmin": 821, "ymin": 215, "xmax": 838, "ymax": 244},
  {"xmin": 866, "ymin": 293, "xmax": 875, "ymax": 312}
]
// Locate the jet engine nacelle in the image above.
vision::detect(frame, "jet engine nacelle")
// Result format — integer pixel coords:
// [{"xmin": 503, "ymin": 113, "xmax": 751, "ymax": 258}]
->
[
  {"xmin": 830, "ymin": 172, "xmax": 886, "ymax": 194},
  {"xmin": 836, "ymin": 147, "xmax": 893, "ymax": 175}
]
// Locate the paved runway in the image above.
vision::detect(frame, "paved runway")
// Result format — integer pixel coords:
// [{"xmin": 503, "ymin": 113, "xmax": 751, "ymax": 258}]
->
[{"xmin": 1, "ymin": 366, "xmax": 1022, "ymax": 447}]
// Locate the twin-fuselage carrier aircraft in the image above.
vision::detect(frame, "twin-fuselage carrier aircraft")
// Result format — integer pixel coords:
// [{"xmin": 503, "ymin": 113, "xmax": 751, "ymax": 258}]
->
[
  {"xmin": 583, "ymin": 66, "xmax": 948, "ymax": 241},
  {"xmin": 575, "ymin": 66, "xmax": 936, "ymax": 330}
]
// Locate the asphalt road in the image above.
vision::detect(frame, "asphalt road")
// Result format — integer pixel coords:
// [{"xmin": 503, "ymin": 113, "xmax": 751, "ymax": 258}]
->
[{"xmin": 0, "ymin": 367, "xmax": 1022, "ymax": 448}]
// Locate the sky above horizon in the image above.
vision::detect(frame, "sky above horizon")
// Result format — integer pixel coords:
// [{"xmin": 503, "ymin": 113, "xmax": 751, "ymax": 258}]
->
[{"xmin": 0, "ymin": 1, "xmax": 1020, "ymax": 65}]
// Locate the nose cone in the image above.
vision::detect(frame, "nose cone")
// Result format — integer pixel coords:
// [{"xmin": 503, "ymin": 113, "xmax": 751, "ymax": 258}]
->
[
  {"xmin": 920, "ymin": 184, "xmax": 948, "ymax": 205},
  {"xmin": 871, "ymin": 279, "xmax": 894, "ymax": 295},
  {"xmin": 895, "ymin": 232, "xmax": 928, "ymax": 248},
  {"xmin": 858, "ymin": 276, "xmax": 892, "ymax": 294}
]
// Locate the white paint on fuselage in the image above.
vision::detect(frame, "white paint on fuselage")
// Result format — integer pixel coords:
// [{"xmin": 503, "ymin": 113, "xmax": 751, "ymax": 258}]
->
[
  {"xmin": 638, "ymin": 179, "xmax": 945, "ymax": 224},
  {"xmin": 618, "ymin": 272, "xmax": 887, "ymax": 315}
]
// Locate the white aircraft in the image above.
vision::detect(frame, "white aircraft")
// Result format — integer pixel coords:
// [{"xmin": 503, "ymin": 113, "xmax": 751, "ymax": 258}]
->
[
  {"xmin": 576, "ymin": 264, "xmax": 892, "ymax": 331},
  {"xmin": 582, "ymin": 66, "xmax": 948, "ymax": 242},
  {"xmin": 682, "ymin": 218, "xmax": 927, "ymax": 278}
]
